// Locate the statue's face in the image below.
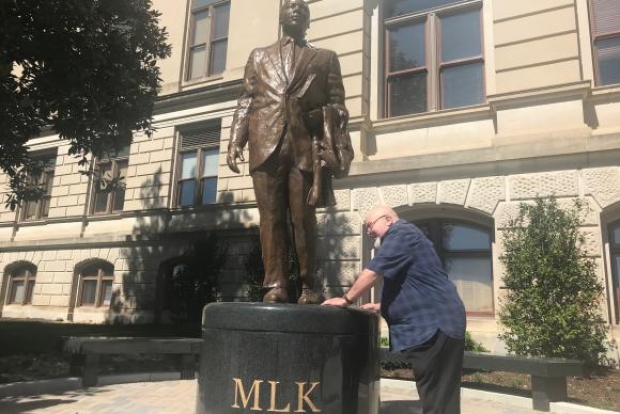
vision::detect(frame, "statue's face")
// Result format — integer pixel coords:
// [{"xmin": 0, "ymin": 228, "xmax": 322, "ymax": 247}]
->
[{"xmin": 280, "ymin": 0, "xmax": 310, "ymax": 34}]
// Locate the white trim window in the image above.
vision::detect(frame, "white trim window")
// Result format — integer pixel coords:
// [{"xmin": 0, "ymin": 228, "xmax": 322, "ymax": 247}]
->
[
  {"xmin": 589, "ymin": 0, "xmax": 620, "ymax": 86},
  {"xmin": 186, "ymin": 0, "xmax": 231, "ymax": 81},
  {"xmin": 383, "ymin": 0, "xmax": 485, "ymax": 117},
  {"xmin": 176, "ymin": 121, "xmax": 221, "ymax": 207}
]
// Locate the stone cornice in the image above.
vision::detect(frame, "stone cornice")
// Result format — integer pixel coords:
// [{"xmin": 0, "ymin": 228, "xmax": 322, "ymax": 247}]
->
[
  {"xmin": 336, "ymin": 131, "xmax": 620, "ymax": 189},
  {"xmin": 154, "ymin": 79, "xmax": 243, "ymax": 115},
  {"xmin": 488, "ymin": 81, "xmax": 592, "ymax": 110}
]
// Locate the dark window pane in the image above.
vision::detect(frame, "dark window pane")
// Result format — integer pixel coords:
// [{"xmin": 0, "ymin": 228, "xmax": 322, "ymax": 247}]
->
[
  {"xmin": 101, "ymin": 281, "xmax": 113, "ymax": 306},
  {"xmin": 82, "ymin": 280, "xmax": 97, "ymax": 305},
  {"xmin": 388, "ymin": 73, "xmax": 427, "ymax": 117},
  {"xmin": 213, "ymin": 3, "xmax": 230, "ymax": 39},
  {"xmin": 41, "ymin": 197, "xmax": 50, "ymax": 218},
  {"xmin": 181, "ymin": 153, "xmax": 198, "ymax": 179},
  {"xmin": 440, "ymin": 9, "xmax": 481, "ymax": 62},
  {"xmin": 113, "ymin": 190, "xmax": 125, "ymax": 212},
  {"xmin": 112, "ymin": 161, "xmax": 128, "ymax": 212},
  {"xmin": 24, "ymin": 201, "xmax": 38, "ymax": 221},
  {"xmin": 11, "ymin": 281, "xmax": 25, "ymax": 303},
  {"xmin": 193, "ymin": 0, "xmax": 220, "ymax": 8},
  {"xmin": 591, "ymin": 0, "xmax": 620, "ymax": 35},
  {"xmin": 44, "ymin": 171, "xmax": 54, "ymax": 194},
  {"xmin": 386, "ymin": 0, "xmax": 460, "ymax": 18},
  {"xmin": 388, "ymin": 22, "xmax": 426, "ymax": 72},
  {"xmin": 192, "ymin": 10, "xmax": 209, "ymax": 45},
  {"xmin": 179, "ymin": 181, "xmax": 197, "ymax": 206},
  {"xmin": 202, "ymin": 148, "xmax": 219, "ymax": 176},
  {"xmin": 93, "ymin": 190, "xmax": 109, "ymax": 213},
  {"xmin": 189, "ymin": 46, "xmax": 207, "ymax": 80},
  {"xmin": 441, "ymin": 62, "xmax": 484, "ymax": 109},
  {"xmin": 597, "ymin": 37, "xmax": 620, "ymax": 85},
  {"xmin": 613, "ymin": 225, "xmax": 620, "ymax": 246},
  {"xmin": 26, "ymin": 280, "xmax": 36, "ymax": 304},
  {"xmin": 445, "ymin": 257, "xmax": 493, "ymax": 313},
  {"xmin": 114, "ymin": 146, "xmax": 131, "ymax": 159},
  {"xmin": 443, "ymin": 224, "xmax": 490, "ymax": 251},
  {"xmin": 201, "ymin": 177, "xmax": 217, "ymax": 204},
  {"xmin": 210, "ymin": 40, "xmax": 228, "ymax": 75}
]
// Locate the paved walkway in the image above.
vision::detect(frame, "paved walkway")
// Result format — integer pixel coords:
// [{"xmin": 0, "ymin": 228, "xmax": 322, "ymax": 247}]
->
[{"xmin": 0, "ymin": 378, "xmax": 613, "ymax": 414}]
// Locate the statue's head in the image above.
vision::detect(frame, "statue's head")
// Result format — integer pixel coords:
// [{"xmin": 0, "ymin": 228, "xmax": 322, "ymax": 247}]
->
[{"xmin": 280, "ymin": 0, "xmax": 310, "ymax": 39}]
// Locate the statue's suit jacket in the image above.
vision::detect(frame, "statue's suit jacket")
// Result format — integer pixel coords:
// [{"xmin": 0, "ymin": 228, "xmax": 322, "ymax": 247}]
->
[{"xmin": 229, "ymin": 38, "xmax": 346, "ymax": 180}]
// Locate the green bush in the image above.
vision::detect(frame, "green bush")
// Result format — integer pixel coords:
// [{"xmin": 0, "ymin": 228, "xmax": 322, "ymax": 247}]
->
[
  {"xmin": 465, "ymin": 332, "xmax": 489, "ymax": 352},
  {"xmin": 498, "ymin": 197, "xmax": 614, "ymax": 367}
]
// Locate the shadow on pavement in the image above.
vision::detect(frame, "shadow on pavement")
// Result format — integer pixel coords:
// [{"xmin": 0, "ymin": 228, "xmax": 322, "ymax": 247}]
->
[
  {"xmin": 381, "ymin": 399, "xmax": 422, "ymax": 414},
  {"xmin": 0, "ymin": 389, "xmax": 105, "ymax": 414}
]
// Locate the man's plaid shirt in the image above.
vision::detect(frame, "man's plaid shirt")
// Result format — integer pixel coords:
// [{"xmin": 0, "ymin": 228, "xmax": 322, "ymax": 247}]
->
[{"xmin": 366, "ymin": 219, "xmax": 466, "ymax": 352}]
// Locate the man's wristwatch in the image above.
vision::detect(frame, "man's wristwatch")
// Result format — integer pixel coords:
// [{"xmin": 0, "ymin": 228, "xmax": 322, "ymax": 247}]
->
[{"xmin": 342, "ymin": 294, "xmax": 354, "ymax": 305}]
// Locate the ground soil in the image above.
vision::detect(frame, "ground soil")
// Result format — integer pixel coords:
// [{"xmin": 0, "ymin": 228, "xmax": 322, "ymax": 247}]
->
[{"xmin": 382, "ymin": 367, "xmax": 620, "ymax": 412}]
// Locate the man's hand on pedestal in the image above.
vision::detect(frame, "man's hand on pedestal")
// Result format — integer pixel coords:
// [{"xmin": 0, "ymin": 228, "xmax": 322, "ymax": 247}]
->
[
  {"xmin": 360, "ymin": 303, "xmax": 380, "ymax": 314},
  {"xmin": 322, "ymin": 297, "xmax": 349, "ymax": 308}
]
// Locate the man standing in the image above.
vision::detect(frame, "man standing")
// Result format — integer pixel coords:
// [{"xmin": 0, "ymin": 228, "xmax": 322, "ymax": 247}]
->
[
  {"xmin": 227, "ymin": 0, "xmax": 349, "ymax": 304},
  {"xmin": 323, "ymin": 205, "xmax": 467, "ymax": 414}
]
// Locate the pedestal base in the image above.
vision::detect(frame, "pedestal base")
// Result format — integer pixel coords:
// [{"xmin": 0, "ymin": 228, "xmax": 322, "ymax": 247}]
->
[{"xmin": 196, "ymin": 302, "xmax": 380, "ymax": 414}]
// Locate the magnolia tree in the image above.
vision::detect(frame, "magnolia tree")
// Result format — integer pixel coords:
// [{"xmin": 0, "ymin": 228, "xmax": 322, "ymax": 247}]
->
[
  {"xmin": 499, "ymin": 197, "xmax": 615, "ymax": 367},
  {"xmin": 0, "ymin": 0, "xmax": 171, "ymax": 210}
]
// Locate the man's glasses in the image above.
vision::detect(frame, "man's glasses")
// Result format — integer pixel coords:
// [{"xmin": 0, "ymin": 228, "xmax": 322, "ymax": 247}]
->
[{"xmin": 366, "ymin": 215, "xmax": 387, "ymax": 232}]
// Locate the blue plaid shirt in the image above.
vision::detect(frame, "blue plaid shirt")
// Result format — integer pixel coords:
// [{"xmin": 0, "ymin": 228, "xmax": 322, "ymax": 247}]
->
[{"xmin": 366, "ymin": 220, "xmax": 466, "ymax": 352}]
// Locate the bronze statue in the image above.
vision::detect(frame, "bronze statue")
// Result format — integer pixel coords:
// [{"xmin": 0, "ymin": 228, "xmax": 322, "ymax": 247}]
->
[{"xmin": 227, "ymin": 0, "xmax": 352, "ymax": 304}]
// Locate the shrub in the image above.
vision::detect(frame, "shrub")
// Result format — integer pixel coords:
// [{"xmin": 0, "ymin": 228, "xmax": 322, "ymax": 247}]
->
[
  {"xmin": 465, "ymin": 332, "xmax": 489, "ymax": 352},
  {"xmin": 498, "ymin": 197, "xmax": 614, "ymax": 367}
]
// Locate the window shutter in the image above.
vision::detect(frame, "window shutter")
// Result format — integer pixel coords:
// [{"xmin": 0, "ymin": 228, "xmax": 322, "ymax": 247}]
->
[
  {"xmin": 181, "ymin": 121, "xmax": 221, "ymax": 150},
  {"xmin": 592, "ymin": 0, "xmax": 620, "ymax": 35}
]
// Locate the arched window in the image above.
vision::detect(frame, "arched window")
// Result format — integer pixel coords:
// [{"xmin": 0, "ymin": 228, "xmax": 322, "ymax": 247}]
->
[
  {"xmin": 609, "ymin": 221, "xmax": 620, "ymax": 324},
  {"xmin": 415, "ymin": 220, "xmax": 493, "ymax": 315},
  {"xmin": 6, "ymin": 263, "xmax": 37, "ymax": 305},
  {"xmin": 77, "ymin": 261, "xmax": 114, "ymax": 307}
]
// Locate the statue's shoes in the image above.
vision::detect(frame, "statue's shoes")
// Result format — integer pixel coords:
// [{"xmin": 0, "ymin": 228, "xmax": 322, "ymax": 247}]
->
[
  {"xmin": 263, "ymin": 286, "xmax": 289, "ymax": 303},
  {"xmin": 297, "ymin": 289, "xmax": 323, "ymax": 305}
]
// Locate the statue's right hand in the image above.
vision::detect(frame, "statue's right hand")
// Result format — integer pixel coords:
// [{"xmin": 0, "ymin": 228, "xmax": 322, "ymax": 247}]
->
[{"xmin": 227, "ymin": 144, "xmax": 244, "ymax": 174}]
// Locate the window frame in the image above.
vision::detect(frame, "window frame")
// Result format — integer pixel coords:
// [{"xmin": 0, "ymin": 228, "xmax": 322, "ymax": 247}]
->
[
  {"xmin": 78, "ymin": 265, "xmax": 114, "ymax": 308},
  {"xmin": 383, "ymin": 0, "xmax": 485, "ymax": 117},
  {"xmin": 91, "ymin": 150, "xmax": 129, "ymax": 216},
  {"xmin": 588, "ymin": 0, "xmax": 620, "ymax": 86},
  {"xmin": 185, "ymin": 0, "xmax": 231, "ymax": 82},
  {"xmin": 19, "ymin": 152, "xmax": 56, "ymax": 222},
  {"xmin": 415, "ymin": 219, "xmax": 494, "ymax": 316},
  {"xmin": 176, "ymin": 146, "xmax": 219, "ymax": 207},
  {"xmin": 174, "ymin": 122, "xmax": 221, "ymax": 208},
  {"xmin": 7, "ymin": 266, "xmax": 36, "ymax": 305},
  {"xmin": 609, "ymin": 220, "xmax": 620, "ymax": 324}
]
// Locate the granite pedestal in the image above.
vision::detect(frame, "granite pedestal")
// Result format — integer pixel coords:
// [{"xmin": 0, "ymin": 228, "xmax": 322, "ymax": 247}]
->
[{"xmin": 196, "ymin": 302, "xmax": 380, "ymax": 414}]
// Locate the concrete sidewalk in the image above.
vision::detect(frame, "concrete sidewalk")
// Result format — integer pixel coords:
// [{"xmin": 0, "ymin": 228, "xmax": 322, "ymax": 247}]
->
[{"xmin": 0, "ymin": 376, "xmax": 616, "ymax": 414}]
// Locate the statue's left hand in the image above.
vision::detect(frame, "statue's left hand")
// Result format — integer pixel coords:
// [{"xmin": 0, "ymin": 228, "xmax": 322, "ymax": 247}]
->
[{"xmin": 227, "ymin": 144, "xmax": 245, "ymax": 174}]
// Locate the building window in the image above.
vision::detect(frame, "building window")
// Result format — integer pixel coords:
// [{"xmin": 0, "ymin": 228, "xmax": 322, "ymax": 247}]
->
[
  {"xmin": 589, "ymin": 0, "xmax": 620, "ymax": 86},
  {"xmin": 186, "ymin": 0, "xmax": 231, "ymax": 80},
  {"xmin": 176, "ymin": 121, "xmax": 221, "ymax": 207},
  {"xmin": 92, "ymin": 146, "xmax": 129, "ymax": 215},
  {"xmin": 415, "ymin": 220, "xmax": 493, "ymax": 315},
  {"xmin": 610, "ymin": 221, "xmax": 620, "ymax": 324},
  {"xmin": 383, "ymin": 0, "xmax": 484, "ymax": 117},
  {"xmin": 20, "ymin": 153, "xmax": 56, "ymax": 221},
  {"xmin": 78, "ymin": 262, "xmax": 114, "ymax": 307},
  {"xmin": 7, "ymin": 264, "xmax": 37, "ymax": 305}
]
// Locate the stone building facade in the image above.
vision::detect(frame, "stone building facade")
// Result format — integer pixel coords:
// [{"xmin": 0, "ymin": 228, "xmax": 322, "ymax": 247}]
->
[{"xmin": 1, "ymin": 0, "xmax": 620, "ymax": 351}]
